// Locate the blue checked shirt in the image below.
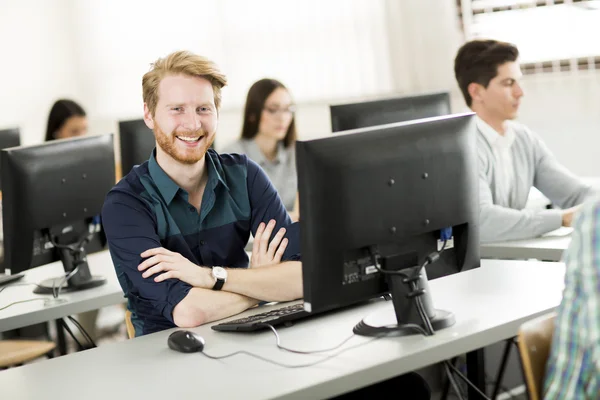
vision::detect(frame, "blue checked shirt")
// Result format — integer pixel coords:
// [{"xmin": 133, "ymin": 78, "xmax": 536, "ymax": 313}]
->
[{"xmin": 544, "ymin": 197, "xmax": 600, "ymax": 399}]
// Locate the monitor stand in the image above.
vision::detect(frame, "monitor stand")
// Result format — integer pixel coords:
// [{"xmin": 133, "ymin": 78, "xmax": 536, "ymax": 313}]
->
[
  {"xmin": 34, "ymin": 276, "xmax": 106, "ymax": 295},
  {"xmin": 353, "ymin": 269, "xmax": 455, "ymax": 337},
  {"xmin": 33, "ymin": 247, "xmax": 106, "ymax": 295}
]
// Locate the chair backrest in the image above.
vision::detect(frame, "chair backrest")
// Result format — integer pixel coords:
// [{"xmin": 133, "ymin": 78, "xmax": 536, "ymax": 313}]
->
[
  {"xmin": 517, "ymin": 312, "xmax": 556, "ymax": 400},
  {"xmin": 125, "ymin": 309, "xmax": 135, "ymax": 339}
]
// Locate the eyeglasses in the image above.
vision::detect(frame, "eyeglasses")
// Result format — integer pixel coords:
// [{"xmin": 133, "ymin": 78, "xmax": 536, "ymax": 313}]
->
[{"xmin": 263, "ymin": 105, "xmax": 297, "ymax": 116}]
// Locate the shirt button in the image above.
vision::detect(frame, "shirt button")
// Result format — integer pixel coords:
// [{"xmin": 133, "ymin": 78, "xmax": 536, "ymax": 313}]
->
[
  {"xmin": 200, "ymin": 240, "xmax": 206, "ymax": 246},
  {"xmin": 189, "ymin": 206, "xmax": 196, "ymax": 212}
]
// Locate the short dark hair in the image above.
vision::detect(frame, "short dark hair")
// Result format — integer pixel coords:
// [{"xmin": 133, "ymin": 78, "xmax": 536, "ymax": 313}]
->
[
  {"xmin": 45, "ymin": 99, "xmax": 86, "ymax": 141},
  {"xmin": 454, "ymin": 39, "xmax": 519, "ymax": 107},
  {"xmin": 240, "ymin": 78, "xmax": 297, "ymax": 148}
]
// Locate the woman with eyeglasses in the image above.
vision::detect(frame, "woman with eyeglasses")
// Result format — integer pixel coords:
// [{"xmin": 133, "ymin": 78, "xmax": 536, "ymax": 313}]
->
[{"xmin": 223, "ymin": 78, "xmax": 299, "ymax": 221}]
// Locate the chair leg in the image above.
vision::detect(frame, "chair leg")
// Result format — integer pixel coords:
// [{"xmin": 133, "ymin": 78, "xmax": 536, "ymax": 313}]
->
[
  {"xmin": 514, "ymin": 337, "xmax": 532, "ymax": 400},
  {"xmin": 491, "ymin": 337, "xmax": 515, "ymax": 399},
  {"xmin": 55, "ymin": 319, "xmax": 68, "ymax": 355}
]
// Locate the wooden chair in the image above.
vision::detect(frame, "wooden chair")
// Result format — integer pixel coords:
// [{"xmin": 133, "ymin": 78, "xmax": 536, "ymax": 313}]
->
[
  {"xmin": 125, "ymin": 309, "xmax": 135, "ymax": 339},
  {"xmin": 517, "ymin": 312, "xmax": 556, "ymax": 400},
  {"xmin": 0, "ymin": 340, "xmax": 56, "ymax": 369}
]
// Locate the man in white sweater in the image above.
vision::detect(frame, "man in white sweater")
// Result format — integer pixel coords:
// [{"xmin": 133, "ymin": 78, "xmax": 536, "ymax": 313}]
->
[{"xmin": 454, "ymin": 39, "xmax": 595, "ymax": 243}]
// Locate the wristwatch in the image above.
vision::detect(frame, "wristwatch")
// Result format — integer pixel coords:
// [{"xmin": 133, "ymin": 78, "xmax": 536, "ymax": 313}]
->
[{"xmin": 211, "ymin": 266, "xmax": 227, "ymax": 291}]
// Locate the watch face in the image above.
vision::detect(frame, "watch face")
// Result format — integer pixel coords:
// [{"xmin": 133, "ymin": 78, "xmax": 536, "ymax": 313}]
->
[{"xmin": 213, "ymin": 267, "xmax": 227, "ymax": 280}]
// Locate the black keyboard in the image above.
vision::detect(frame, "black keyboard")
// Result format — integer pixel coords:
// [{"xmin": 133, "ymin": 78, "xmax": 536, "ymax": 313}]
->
[{"xmin": 212, "ymin": 303, "xmax": 309, "ymax": 332}]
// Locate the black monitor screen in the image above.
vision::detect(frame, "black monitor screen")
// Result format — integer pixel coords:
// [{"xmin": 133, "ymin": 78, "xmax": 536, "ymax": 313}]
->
[
  {"xmin": 330, "ymin": 91, "xmax": 451, "ymax": 133},
  {"xmin": 0, "ymin": 128, "xmax": 21, "ymax": 188},
  {"xmin": 1, "ymin": 134, "xmax": 115, "ymax": 293},
  {"xmin": 119, "ymin": 119, "xmax": 155, "ymax": 177}
]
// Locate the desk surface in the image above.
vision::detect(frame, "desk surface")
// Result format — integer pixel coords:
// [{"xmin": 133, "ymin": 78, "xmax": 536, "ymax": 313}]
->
[
  {"xmin": 0, "ymin": 259, "xmax": 565, "ymax": 400},
  {"xmin": 0, "ymin": 250, "xmax": 124, "ymax": 332},
  {"xmin": 480, "ymin": 228, "xmax": 572, "ymax": 261}
]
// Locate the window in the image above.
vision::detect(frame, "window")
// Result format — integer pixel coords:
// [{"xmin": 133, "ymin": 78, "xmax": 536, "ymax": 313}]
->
[{"xmin": 457, "ymin": 0, "xmax": 600, "ymax": 74}]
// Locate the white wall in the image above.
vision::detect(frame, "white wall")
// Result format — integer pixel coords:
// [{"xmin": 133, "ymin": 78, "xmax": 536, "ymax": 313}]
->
[
  {"xmin": 517, "ymin": 71, "xmax": 600, "ymax": 176},
  {"xmin": 448, "ymin": 70, "xmax": 600, "ymax": 177},
  {"xmin": 0, "ymin": 0, "xmax": 82, "ymax": 145}
]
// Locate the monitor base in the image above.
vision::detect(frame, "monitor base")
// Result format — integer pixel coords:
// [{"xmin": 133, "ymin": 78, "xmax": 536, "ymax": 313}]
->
[
  {"xmin": 33, "ymin": 276, "xmax": 107, "ymax": 295},
  {"xmin": 353, "ymin": 308, "xmax": 455, "ymax": 337}
]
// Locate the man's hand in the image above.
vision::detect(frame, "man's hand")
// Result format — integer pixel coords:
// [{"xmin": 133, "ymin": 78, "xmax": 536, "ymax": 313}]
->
[
  {"xmin": 138, "ymin": 248, "xmax": 211, "ymax": 287},
  {"xmin": 562, "ymin": 205, "xmax": 582, "ymax": 227},
  {"xmin": 250, "ymin": 219, "xmax": 288, "ymax": 268}
]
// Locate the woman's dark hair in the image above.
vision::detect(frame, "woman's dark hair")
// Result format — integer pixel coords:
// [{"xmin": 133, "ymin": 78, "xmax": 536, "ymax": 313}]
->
[
  {"xmin": 240, "ymin": 78, "xmax": 297, "ymax": 148},
  {"xmin": 45, "ymin": 99, "xmax": 86, "ymax": 141}
]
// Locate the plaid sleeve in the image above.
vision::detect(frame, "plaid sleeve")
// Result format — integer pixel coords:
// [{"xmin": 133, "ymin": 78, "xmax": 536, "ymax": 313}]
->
[{"xmin": 544, "ymin": 198, "xmax": 600, "ymax": 399}]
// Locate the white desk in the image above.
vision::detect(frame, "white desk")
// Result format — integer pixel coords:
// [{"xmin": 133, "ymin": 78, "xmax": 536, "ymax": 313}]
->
[
  {"xmin": 480, "ymin": 228, "xmax": 572, "ymax": 262},
  {"xmin": 0, "ymin": 250, "xmax": 124, "ymax": 333},
  {"xmin": 0, "ymin": 259, "xmax": 565, "ymax": 400}
]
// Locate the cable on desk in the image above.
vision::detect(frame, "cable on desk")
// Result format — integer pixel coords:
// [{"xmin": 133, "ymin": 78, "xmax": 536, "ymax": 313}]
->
[
  {"xmin": 52, "ymin": 265, "xmax": 81, "ymax": 299},
  {"xmin": 0, "ymin": 298, "xmax": 45, "ymax": 311},
  {"xmin": 202, "ymin": 328, "xmax": 380, "ymax": 368},
  {"xmin": 0, "ymin": 266, "xmax": 80, "ymax": 299},
  {"xmin": 261, "ymin": 323, "xmax": 356, "ymax": 354}
]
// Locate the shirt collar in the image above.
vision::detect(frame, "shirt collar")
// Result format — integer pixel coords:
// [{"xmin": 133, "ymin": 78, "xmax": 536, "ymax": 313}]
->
[
  {"xmin": 476, "ymin": 116, "xmax": 516, "ymax": 150},
  {"xmin": 205, "ymin": 149, "xmax": 230, "ymax": 191},
  {"xmin": 148, "ymin": 149, "xmax": 229, "ymax": 205}
]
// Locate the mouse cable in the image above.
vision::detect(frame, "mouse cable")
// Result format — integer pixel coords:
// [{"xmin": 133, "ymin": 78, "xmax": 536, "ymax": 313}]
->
[
  {"xmin": 261, "ymin": 323, "xmax": 356, "ymax": 354},
  {"xmin": 201, "ymin": 331, "xmax": 380, "ymax": 369}
]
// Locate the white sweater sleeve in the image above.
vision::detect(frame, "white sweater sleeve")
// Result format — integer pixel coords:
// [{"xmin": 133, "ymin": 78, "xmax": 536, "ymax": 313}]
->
[{"xmin": 478, "ymin": 151, "xmax": 563, "ymax": 243}]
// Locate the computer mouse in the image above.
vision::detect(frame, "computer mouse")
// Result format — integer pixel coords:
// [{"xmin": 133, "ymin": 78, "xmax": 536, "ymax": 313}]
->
[{"xmin": 167, "ymin": 330, "xmax": 205, "ymax": 353}]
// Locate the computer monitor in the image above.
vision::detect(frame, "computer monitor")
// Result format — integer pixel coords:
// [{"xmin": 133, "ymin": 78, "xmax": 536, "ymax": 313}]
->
[
  {"xmin": 0, "ymin": 127, "xmax": 21, "ymax": 187},
  {"xmin": 119, "ymin": 119, "xmax": 155, "ymax": 177},
  {"xmin": 296, "ymin": 112, "xmax": 480, "ymax": 336},
  {"xmin": 0, "ymin": 127, "xmax": 21, "ymax": 149},
  {"xmin": 329, "ymin": 91, "xmax": 451, "ymax": 133},
  {"xmin": 1, "ymin": 134, "xmax": 116, "ymax": 294}
]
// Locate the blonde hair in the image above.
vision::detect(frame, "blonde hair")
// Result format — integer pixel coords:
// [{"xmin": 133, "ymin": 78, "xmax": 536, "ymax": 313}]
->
[{"xmin": 142, "ymin": 50, "xmax": 228, "ymax": 116}]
